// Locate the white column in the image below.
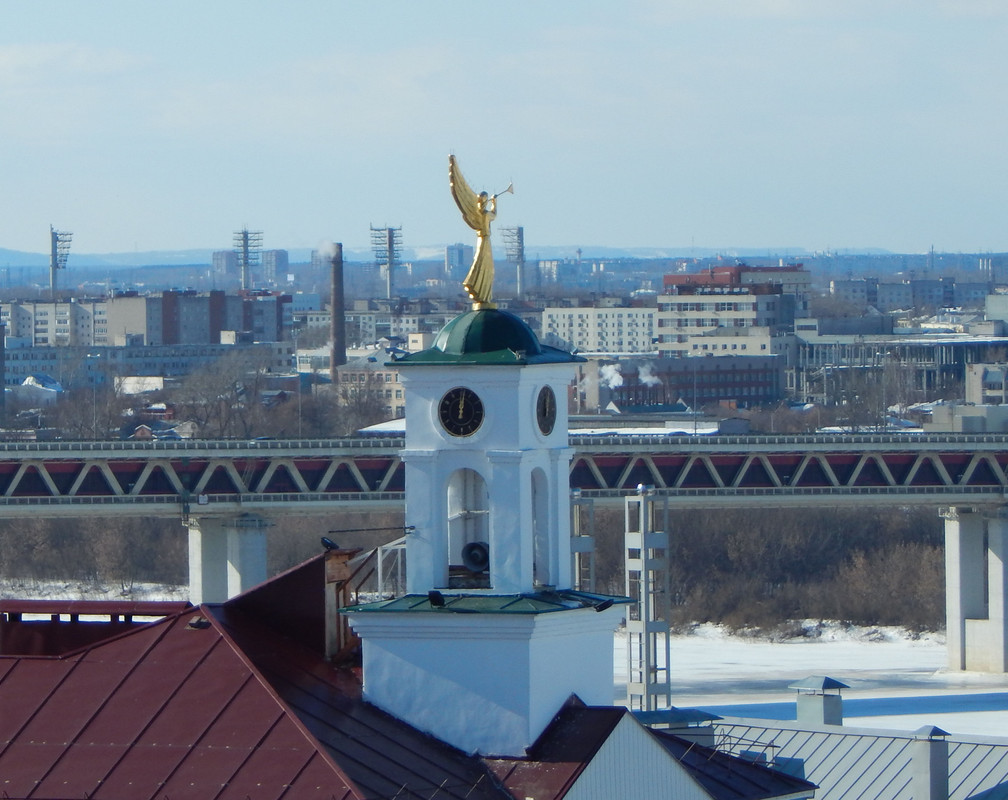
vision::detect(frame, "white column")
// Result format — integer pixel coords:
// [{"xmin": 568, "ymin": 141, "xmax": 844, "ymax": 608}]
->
[
  {"xmin": 942, "ymin": 507, "xmax": 986, "ymax": 670},
  {"xmin": 980, "ymin": 509, "xmax": 1008, "ymax": 671},
  {"xmin": 225, "ymin": 515, "xmax": 270, "ymax": 598},
  {"xmin": 187, "ymin": 517, "xmax": 229, "ymax": 605}
]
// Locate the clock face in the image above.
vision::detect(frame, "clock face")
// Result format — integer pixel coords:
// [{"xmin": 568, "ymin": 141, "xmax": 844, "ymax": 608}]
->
[
  {"xmin": 536, "ymin": 385, "xmax": 557, "ymax": 435},
  {"xmin": 439, "ymin": 386, "xmax": 485, "ymax": 437}
]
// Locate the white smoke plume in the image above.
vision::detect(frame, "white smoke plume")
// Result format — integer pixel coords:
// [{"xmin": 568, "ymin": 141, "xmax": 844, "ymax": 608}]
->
[
  {"xmin": 638, "ymin": 362, "xmax": 661, "ymax": 387},
  {"xmin": 317, "ymin": 240, "xmax": 339, "ymax": 259},
  {"xmin": 599, "ymin": 363, "xmax": 623, "ymax": 389}
]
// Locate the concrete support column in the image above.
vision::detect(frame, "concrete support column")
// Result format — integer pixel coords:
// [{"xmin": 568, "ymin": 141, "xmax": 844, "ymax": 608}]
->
[
  {"xmin": 942, "ymin": 507, "xmax": 986, "ymax": 670},
  {"xmin": 942, "ymin": 506, "xmax": 1008, "ymax": 672},
  {"xmin": 225, "ymin": 515, "xmax": 270, "ymax": 599},
  {"xmin": 188, "ymin": 517, "xmax": 229, "ymax": 605},
  {"xmin": 976, "ymin": 509, "xmax": 1008, "ymax": 671},
  {"xmin": 187, "ymin": 514, "xmax": 271, "ymax": 605}
]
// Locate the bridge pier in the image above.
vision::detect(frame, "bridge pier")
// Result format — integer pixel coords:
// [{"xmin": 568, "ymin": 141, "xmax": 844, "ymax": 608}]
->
[
  {"xmin": 187, "ymin": 514, "xmax": 271, "ymax": 604},
  {"xmin": 942, "ymin": 507, "xmax": 1008, "ymax": 672}
]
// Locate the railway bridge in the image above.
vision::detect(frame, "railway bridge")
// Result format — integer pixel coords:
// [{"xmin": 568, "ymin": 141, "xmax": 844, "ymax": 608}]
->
[{"xmin": 0, "ymin": 433, "xmax": 1004, "ymax": 670}]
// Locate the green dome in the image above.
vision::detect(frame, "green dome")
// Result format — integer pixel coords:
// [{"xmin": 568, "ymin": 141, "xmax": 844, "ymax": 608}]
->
[{"xmin": 392, "ymin": 309, "xmax": 583, "ymax": 366}]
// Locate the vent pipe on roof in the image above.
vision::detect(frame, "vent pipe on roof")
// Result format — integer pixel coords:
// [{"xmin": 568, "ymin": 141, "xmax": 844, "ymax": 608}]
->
[
  {"xmin": 912, "ymin": 726, "xmax": 949, "ymax": 800},
  {"xmin": 790, "ymin": 676, "xmax": 847, "ymax": 727}
]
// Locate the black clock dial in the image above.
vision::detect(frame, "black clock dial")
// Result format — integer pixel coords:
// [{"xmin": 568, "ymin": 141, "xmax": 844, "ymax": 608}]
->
[
  {"xmin": 536, "ymin": 385, "xmax": 557, "ymax": 435},
  {"xmin": 439, "ymin": 387, "xmax": 484, "ymax": 437}
]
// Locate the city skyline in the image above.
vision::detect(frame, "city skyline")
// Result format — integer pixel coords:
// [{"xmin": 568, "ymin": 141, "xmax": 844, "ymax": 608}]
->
[{"xmin": 2, "ymin": 2, "xmax": 1007, "ymax": 256}]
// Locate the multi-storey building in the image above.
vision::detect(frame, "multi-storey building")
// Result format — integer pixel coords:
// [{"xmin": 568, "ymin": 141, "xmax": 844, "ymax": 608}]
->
[
  {"xmin": 656, "ymin": 287, "xmax": 793, "ymax": 357},
  {"xmin": 576, "ymin": 355, "xmax": 784, "ymax": 413},
  {"xmin": 541, "ymin": 305, "xmax": 657, "ymax": 354},
  {"xmin": 212, "ymin": 250, "xmax": 238, "ymax": 279},
  {"xmin": 261, "ymin": 250, "xmax": 289, "ymax": 284},
  {"xmin": 3, "ymin": 291, "xmax": 292, "ymax": 349},
  {"xmin": 966, "ymin": 363, "xmax": 1008, "ymax": 405},
  {"xmin": 831, "ymin": 276, "xmax": 992, "ymax": 312},
  {"xmin": 0, "ymin": 300, "xmax": 106, "ymax": 347},
  {"xmin": 444, "ymin": 243, "xmax": 473, "ymax": 281},
  {"xmin": 3, "ymin": 341, "xmax": 293, "ymax": 389},
  {"xmin": 655, "ymin": 265, "xmax": 805, "ymax": 358}
]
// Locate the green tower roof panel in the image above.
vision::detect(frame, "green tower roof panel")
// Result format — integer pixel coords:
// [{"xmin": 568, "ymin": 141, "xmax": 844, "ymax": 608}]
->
[{"xmin": 390, "ymin": 309, "xmax": 584, "ymax": 366}]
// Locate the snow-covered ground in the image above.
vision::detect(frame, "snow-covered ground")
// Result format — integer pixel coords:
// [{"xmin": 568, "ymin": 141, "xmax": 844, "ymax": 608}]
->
[
  {"xmin": 5, "ymin": 581, "xmax": 1008, "ymax": 739},
  {"xmin": 615, "ymin": 623, "xmax": 1008, "ymax": 738}
]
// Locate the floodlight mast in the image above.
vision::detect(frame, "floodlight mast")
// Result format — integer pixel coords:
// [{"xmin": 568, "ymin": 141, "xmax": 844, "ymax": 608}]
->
[
  {"xmin": 49, "ymin": 225, "xmax": 72, "ymax": 299},
  {"xmin": 370, "ymin": 224, "xmax": 402, "ymax": 300},
  {"xmin": 233, "ymin": 228, "xmax": 263, "ymax": 291},
  {"xmin": 501, "ymin": 225, "xmax": 525, "ymax": 296}
]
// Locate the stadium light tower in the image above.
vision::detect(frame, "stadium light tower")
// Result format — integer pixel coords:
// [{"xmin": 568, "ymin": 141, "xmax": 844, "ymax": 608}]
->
[
  {"xmin": 501, "ymin": 225, "xmax": 526, "ymax": 296},
  {"xmin": 49, "ymin": 225, "xmax": 72, "ymax": 299},
  {"xmin": 234, "ymin": 228, "xmax": 263, "ymax": 291},
  {"xmin": 371, "ymin": 224, "xmax": 402, "ymax": 300}
]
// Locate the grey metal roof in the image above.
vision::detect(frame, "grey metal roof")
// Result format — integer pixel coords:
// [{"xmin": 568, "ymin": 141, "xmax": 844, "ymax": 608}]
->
[
  {"xmin": 713, "ymin": 719, "xmax": 1008, "ymax": 800},
  {"xmin": 788, "ymin": 676, "xmax": 850, "ymax": 693},
  {"xmin": 654, "ymin": 731, "xmax": 817, "ymax": 800}
]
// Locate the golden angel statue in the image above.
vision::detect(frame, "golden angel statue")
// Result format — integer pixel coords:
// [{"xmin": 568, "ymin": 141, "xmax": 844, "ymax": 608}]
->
[{"xmin": 448, "ymin": 155, "xmax": 512, "ymax": 309}]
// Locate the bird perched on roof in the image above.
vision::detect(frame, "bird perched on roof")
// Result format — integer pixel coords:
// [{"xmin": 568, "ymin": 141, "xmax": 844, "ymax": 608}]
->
[{"xmin": 321, "ymin": 536, "xmax": 339, "ymax": 551}]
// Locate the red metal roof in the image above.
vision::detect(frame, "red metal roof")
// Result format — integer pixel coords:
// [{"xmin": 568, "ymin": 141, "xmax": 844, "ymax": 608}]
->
[
  {"xmin": 0, "ymin": 556, "xmax": 814, "ymax": 800},
  {"xmin": 0, "ymin": 559, "xmax": 513, "ymax": 800},
  {"xmin": 485, "ymin": 700, "xmax": 625, "ymax": 800},
  {"xmin": 1, "ymin": 599, "xmax": 189, "ymax": 656},
  {"xmin": 0, "ymin": 606, "xmax": 361, "ymax": 799}
]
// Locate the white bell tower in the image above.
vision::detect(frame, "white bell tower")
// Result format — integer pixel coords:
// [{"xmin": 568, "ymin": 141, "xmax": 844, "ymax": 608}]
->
[
  {"xmin": 345, "ymin": 308, "xmax": 627, "ymax": 758},
  {"xmin": 394, "ymin": 309, "xmax": 578, "ymax": 595}
]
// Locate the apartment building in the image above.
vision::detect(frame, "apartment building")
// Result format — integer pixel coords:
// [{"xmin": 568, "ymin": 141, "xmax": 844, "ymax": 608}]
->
[
  {"xmin": 541, "ymin": 305, "xmax": 657, "ymax": 354},
  {"xmin": 966, "ymin": 363, "xmax": 1008, "ymax": 405},
  {"xmin": 0, "ymin": 300, "xmax": 106, "ymax": 347},
  {"xmin": 831, "ymin": 276, "xmax": 991, "ymax": 312},
  {"xmin": 655, "ymin": 265, "xmax": 805, "ymax": 358},
  {"xmin": 656, "ymin": 287, "xmax": 794, "ymax": 357},
  {"xmin": 3, "ymin": 341, "xmax": 293, "ymax": 389},
  {"xmin": 3, "ymin": 290, "xmax": 291, "ymax": 349}
]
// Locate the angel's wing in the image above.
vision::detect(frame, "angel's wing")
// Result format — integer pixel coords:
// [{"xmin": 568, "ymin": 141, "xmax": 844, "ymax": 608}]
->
[{"xmin": 449, "ymin": 155, "xmax": 484, "ymax": 231}]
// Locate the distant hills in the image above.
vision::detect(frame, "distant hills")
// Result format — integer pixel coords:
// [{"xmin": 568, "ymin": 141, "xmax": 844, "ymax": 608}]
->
[{"xmin": 0, "ymin": 244, "xmax": 904, "ymax": 270}]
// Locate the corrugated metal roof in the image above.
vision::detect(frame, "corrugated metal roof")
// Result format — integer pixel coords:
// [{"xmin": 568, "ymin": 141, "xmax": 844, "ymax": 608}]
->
[
  {"xmin": 654, "ymin": 731, "xmax": 817, "ymax": 800},
  {"xmin": 714, "ymin": 719, "xmax": 1008, "ymax": 800}
]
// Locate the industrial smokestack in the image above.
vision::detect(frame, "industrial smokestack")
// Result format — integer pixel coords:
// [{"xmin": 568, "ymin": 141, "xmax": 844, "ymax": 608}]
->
[{"xmin": 330, "ymin": 242, "xmax": 347, "ymax": 381}]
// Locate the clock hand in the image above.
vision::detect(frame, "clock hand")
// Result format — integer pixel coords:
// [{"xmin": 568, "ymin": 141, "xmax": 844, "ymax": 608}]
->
[{"xmin": 458, "ymin": 392, "xmax": 465, "ymax": 420}]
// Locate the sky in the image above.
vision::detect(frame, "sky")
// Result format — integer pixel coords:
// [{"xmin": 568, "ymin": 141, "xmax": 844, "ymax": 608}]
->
[{"xmin": 2, "ymin": 1, "xmax": 1007, "ymax": 257}]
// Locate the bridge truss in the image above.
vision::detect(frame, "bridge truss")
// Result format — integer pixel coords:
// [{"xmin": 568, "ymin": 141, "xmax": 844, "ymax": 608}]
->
[{"xmin": 0, "ymin": 433, "xmax": 1005, "ymax": 517}]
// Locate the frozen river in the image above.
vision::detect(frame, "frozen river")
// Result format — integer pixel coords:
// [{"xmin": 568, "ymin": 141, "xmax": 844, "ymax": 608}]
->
[{"xmin": 614, "ymin": 624, "xmax": 1008, "ymax": 738}]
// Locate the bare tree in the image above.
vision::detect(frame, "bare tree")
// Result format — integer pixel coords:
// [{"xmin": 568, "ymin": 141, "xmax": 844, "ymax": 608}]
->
[
  {"xmin": 51, "ymin": 380, "xmax": 133, "ymax": 440},
  {"xmin": 173, "ymin": 350, "xmax": 276, "ymax": 438},
  {"xmin": 336, "ymin": 374, "xmax": 391, "ymax": 435}
]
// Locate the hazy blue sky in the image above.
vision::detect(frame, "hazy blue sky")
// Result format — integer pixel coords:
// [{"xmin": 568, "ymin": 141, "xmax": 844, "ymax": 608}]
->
[{"xmin": 2, "ymin": 2, "xmax": 1006, "ymax": 256}]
